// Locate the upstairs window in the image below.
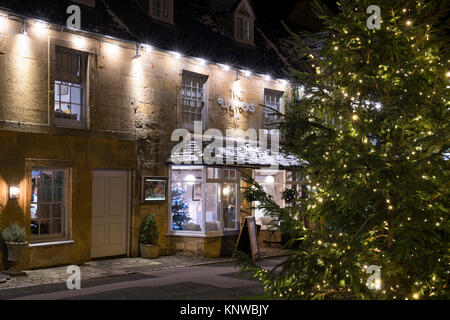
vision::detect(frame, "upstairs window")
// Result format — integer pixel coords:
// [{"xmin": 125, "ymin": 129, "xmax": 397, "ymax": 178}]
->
[
  {"xmin": 54, "ymin": 47, "xmax": 87, "ymax": 127},
  {"xmin": 234, "ymin": 0, "xmax": 255, "ymax": 45},
  {"xmin": 264, "ymin": 89, "xmax": 283, "ymax": 131},
  {"xmin": 235, "ymin": 16, "xmax": 253, "ymax": 45},
  {"xmin": 148, "ymin": 0, "xmax": 173, "ymax": 24},
  {"xmin": 181, "ymin": 71, "xmax": 207, "ymax": 131},
  {"xmin": 153, "ymin": 0, "xmax": 169, "ymax": 18}
]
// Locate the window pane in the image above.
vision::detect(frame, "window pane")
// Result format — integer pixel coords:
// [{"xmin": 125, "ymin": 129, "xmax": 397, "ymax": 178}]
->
[
  {"xmin": 54, "ymin": 171, "xmax": 64, "ymax": 186},
  {"xmin": 254, "ymin": 170, "xmax": 285, "ymax": 224},
  {"xmin": 39, "ymin": 221, "xmax": 50, "ymax": 235},
  {"xmin": 42, "ymin": 171, "xmax": 52, "ymax": 185},
  {"xmin": 205, "ymin": 183, "xmax": 220, "ymax": 232},
  {"xmin": 52, "ymin": 204, "xmax": 63, "ymax": 218},
  {"xmin": 171, "ymin": 182, "xmax": 203, "ymax": 231},
  {"xmin": 222, "ymin": 183, "xmax": 237, "ymax": 230},
  {"xmin": 53, "ymin": 187, "xmax": 64, "ymax": 202},
  {"xmin": 71, "ymin": 85, "xmax": 81, "ymax": 105},
  {"xmin": 51, "ymin": 219, "xmax": 62, "ymax": 234},
  {"xmin": 38, "ymin": 187, "xmax": 52, "ymax": 202},
  {"xmin": 37, "ymin": 204, "xmax": 50, "ymax": 219}
]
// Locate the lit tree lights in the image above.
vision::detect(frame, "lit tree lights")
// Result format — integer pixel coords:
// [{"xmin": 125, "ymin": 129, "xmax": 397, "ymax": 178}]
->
[{"xmin": 241, "ymin": 0, "xmax": 449, "ymax": 299}]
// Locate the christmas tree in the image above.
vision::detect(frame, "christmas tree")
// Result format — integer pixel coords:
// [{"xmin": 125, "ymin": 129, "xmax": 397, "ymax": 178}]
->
[
  {"xmin": 171, "ymin": 185, "xmax": 191, "ymax": 230},
  {"xmin": 242, "ymin": 0, "xmax": 449, "ymax": 299}
]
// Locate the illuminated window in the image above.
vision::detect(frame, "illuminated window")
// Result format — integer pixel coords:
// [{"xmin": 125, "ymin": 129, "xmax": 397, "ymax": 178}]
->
[
  {"xmin": 31, "ymin": 169, "xmax": 69, "ymax": 241},
  {"xmin": 54, "ymin": 47, "xmax": 87, "ymax": 127},
  {"xmin": 181, "ymin": 71, "xmax": 207, "ymax": 131},
  {"xmin": 169, "ymin": 166, "xmax": 240, "ymax": 235},
  {"xmin": 254, "ymin": 170, "xmax": 285, "ymax": 225},
  {"xmin": 264, "ymin": 89, "xmax": 283, "ymax": 131}
]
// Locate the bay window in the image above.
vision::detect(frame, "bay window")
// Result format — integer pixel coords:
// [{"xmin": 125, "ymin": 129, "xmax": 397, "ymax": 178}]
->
[{"xmin": 169, "ymin": 166, "xmax": 240, "ymax": 235}]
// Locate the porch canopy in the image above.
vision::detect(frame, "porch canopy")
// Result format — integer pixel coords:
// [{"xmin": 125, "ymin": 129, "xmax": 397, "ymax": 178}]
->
[{"xmin": 166, "ymin": 136, "xmax": 306, "ymax": 169}]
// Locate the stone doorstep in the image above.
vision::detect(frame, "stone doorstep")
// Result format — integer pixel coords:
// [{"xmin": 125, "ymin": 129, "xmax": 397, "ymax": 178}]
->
[{"xmin": 0, "ymin": 252, "xmax": 287, "ymax": 291}]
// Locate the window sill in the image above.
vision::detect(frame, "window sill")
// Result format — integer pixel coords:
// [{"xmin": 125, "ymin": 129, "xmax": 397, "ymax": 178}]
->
[
  {"xmin": 54, "ymin": 118, "xmax": 87, "ymax": 130},
  {"xmin": 29, "ymin": 240, "xmax": 74, "ymax": 248}
]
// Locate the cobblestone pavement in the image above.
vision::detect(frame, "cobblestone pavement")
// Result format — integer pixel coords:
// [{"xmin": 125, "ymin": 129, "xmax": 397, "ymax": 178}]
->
[{"xmin": 0, "ymin": 248, "xmax": 286, "ymax": 291}]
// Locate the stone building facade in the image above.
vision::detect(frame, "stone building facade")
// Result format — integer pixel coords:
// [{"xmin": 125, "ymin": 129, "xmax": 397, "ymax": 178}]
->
[{"xmin": 0, "ymin": 0, "xmax": 304, "ymax": 269}]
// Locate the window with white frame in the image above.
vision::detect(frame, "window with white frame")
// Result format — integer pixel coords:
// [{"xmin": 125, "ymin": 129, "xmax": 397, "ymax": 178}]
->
[
  {"xmin": 152, "ymin": 0, "xmax": 169, "ymax": 18},
  {"xmin": 286, "ymin": 169, "xmax": 307, "ymax": 201},
  {"xmin": 264, "ymin": 89, "xmax": 283, "ymax": 131},
  {"xmin": 181, "ymin": 71, "xmax": 207, "ymax": 131},
  {"xmin": 169, "ymin": 166, "xmax": 240, "ymax": 235},
  {"xmin": 235, "ymin": 15, "xmax": 253, "ymax": 45},
  {"xmin": 147, "ymin": 0, "xmax": 173, "ymax": 23},
  {"xmin": 254, "ymin": 170, "xmax": 285, "ymax": 225},
  {"xmin": 30, "ymin": 168, "xmax": 68, "ymax": 241},
  {"xmin": 54, "ymin": 46, "xmax": 87, "ymax": 126}
]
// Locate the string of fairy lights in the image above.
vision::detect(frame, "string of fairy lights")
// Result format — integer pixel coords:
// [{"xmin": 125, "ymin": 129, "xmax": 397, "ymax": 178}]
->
[
  {"xmin": 0, "ymin": 9, "xmax": 289, "ymax": 86},
  {"xmin": 248, "ymin": 3, "xmax": 448, "ymax": 300}
]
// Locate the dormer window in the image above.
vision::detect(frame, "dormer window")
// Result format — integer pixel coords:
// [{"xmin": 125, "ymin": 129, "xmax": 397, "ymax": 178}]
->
[
  {"xmin": 234, "ymin": 0, "xmax": 255, "ymax": 45},
  {"xmin": 146, "ymin": 0, "xmax": 174, "ymax": 24},
  {"xmin": 237, "ymin": 17, "xmax": 251, "ymax": 42}
]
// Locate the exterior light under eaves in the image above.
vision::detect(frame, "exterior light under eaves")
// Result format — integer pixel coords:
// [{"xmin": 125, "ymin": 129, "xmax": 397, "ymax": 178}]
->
[
  {"xmin": 264, "ymin": 74, "xmax": 271, "ymax": 81},
  {"xmin": 144, "ymin": 44, "xmax": 152, "ymax": 52},
  {"xmin": 73, "ymin": 36, "xmax": 86, "ymax": 48},
  {"xmin": 34, "ymin": 21, "xmax": 47, "ymax": 35},
  {"xmin": 196, "ymin": 58, "xmax": 206, "ymax": 65},
  {"xmin": 242, "ymin": 70, "xmax": 251, "ymax": 77},
  {"xmin": 172, "ymin": 51, "xmax": 181, "ymax": 59},
  {"xmin": 221, "ymin": 64, "xmax": 230, "ymax": 71}
]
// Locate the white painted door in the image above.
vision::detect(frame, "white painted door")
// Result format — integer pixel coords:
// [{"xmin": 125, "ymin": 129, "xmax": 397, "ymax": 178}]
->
[{"xmin": 91, "ymin": 170, "xmax": 128, "ymax": 258}]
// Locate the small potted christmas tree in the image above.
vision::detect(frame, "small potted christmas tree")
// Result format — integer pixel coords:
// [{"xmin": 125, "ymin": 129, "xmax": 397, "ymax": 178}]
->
[
  {"xmin": 139, "ymin": 214, "xmax": 160, "ymax": 259},
  {"xmin": 1, "ymin": 222, "xmax": 27, "ymax": 275}
]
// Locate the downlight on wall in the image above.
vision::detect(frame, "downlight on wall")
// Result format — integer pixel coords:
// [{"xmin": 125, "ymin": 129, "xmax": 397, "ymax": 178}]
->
[{"xmin": 9, "ymin": 185, "xmax": 20, "ymax": 200}]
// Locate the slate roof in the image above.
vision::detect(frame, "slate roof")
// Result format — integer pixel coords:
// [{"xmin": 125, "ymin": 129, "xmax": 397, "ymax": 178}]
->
[{"xmin": 0, "ymin": 0, "xmax": 302, "ymax": 78}]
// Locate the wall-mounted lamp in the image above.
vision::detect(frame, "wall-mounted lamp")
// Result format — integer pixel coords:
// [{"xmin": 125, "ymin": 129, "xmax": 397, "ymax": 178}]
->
[
  {"xmin": 9, "ymin": 185, "xmax": 20, "ymax": 200},
  {"xmin": 235, "ymin": 68, "xmax": 240, "ymax": 82},
  {"xmin": 134, "ymin": 42, "xmax": 141, "ymax": 59},
  {"xmin": 22, "ymin": 20, "xmax": 27, "ymax": 35}
]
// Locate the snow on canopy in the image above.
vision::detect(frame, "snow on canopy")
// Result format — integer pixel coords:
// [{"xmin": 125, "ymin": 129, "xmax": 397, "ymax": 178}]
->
[{"xmin": 167, "ymin": 137, "xmax": 306, "ymax": 169}]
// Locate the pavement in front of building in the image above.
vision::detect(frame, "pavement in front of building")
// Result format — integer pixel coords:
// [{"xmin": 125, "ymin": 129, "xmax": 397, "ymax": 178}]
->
[
  {"xmin": 0, "ymin": 247, "xmax": 286, "ymax": 292},
  {"xmin": 0, "ymin": 253, "xmax": 287, "ymax": 300}
]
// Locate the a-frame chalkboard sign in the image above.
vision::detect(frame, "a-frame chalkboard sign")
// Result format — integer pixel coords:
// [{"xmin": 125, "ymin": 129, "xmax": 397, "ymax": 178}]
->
[{"xmin": 233, "ymin": 216, "xmax": 260, "ymax": 261}]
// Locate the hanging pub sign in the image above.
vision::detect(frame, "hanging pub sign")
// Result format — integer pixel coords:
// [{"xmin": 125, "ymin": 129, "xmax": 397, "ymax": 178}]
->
[
  {"xmin": 141, "ymin": 177, "xmax": 167, "ymax": 203},
  {"xmin": 217, "ymin": 88, "xmax": 256, "ymax": 114}
]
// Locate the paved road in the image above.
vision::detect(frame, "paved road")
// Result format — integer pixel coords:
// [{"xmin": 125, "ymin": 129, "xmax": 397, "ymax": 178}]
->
[{"xmin": 0, "ymin": 257, "xmax": 285, "ymax": 300}]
